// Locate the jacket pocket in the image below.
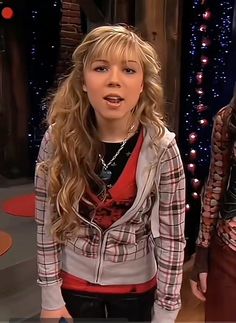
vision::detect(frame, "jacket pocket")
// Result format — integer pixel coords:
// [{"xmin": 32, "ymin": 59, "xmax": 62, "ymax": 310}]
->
[
  {"xmin": 104, "ymin": 226, "xmax": 151, "ymax": 262},
  {"xmin": 67, "ymin": 224, "xmax": 100, "ymax": 258}
]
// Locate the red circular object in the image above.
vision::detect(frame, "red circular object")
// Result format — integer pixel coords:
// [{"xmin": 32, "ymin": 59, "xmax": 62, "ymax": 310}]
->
[
  {"xmin": 1, "ymin": 7, "xmax": 14, "ymax": 20},
  {"xmin": 201, "ymin": 56, "xmax": 209, "ymax": 65},
  {"xmin": 189, "ymin": 149, "xmax": 197, "ymax": 160},
  {"xmin": 191, "ymin": 178, "xmax": 201, "ymax": 190},
  {"xmin": 199, "ymin": 119, "xmax": 209, "ymax": 127},
  {"xmin": 188, "ymin": 132, "xmax": 198, "ymax": 144},
  {"xmin": 0, "ymin": 230, "xmax": 13, "ymax": 256},
  {"xmin": 196, "ymin": 104, "xmax": 208, "ymax": 113},
  {"xmin": 187, "ymin": 163, "xmax": 196, "ymax": 174},
  {"xmin": 203, "ymin": 10, "xmax": 211, "ymax": 20},
  {"xmin": 185, "ymin": 204, "xmax": 190, "ymax": 212},
  {"xmin": 3, "ymin": 194, "xmax": 35, "ymax": 217}
]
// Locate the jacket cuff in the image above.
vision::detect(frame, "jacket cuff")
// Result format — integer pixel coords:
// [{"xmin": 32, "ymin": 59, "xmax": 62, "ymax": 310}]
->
[
  {"xmin": 152, "ymin": 302, "xmax": 179, "ymax": 323},
  {"xmin": 190, "ymin": 246, "xmax": 209, "ymax": 282},
  {"xmin": 41, "ymin": 283, "xmax": 65, "ymax": 310}
]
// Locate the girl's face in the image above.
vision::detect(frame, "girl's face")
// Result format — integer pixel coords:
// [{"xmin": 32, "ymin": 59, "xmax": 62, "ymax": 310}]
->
[{"xmin": 83, "ymin": 52, "xmax": 144, "ymax": 126}]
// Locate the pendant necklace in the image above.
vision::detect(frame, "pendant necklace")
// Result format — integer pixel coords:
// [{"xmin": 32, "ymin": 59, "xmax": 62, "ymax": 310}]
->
[{"xmin": 99, "ymin": 124, "xmax": 135, "ymax": 181}]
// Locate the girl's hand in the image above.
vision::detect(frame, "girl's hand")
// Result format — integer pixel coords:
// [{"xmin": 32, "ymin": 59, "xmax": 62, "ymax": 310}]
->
[
  {"xmin": 190, "ymin": 272, "xmax": 207, "ymax": 301},
  {"xmin": 40, "ymin": 306, "xmax": 73, "ymax": 322}
]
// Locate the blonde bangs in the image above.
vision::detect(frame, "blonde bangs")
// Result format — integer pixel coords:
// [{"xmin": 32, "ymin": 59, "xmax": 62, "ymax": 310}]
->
[{"xmin": 83, "ymin": 32, "xmax": 143, "ymax": 68}]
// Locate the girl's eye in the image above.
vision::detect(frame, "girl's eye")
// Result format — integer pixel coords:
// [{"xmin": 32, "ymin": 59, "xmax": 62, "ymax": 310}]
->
[
  {"xmin": 94, "ymin": 66, "xmax": 108, "ymax": 72},
  {"xmin": 124, "ymin": 68, "xmax": 136, "ymax": 74}
]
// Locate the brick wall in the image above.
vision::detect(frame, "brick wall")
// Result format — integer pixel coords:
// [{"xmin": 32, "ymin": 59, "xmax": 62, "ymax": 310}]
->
[{"xmin": 56, "ymin": 0, "xmax": 83, "ymax": 77}]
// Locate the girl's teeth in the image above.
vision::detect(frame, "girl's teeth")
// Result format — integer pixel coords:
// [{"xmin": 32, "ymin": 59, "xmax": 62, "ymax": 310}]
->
[{"xmin": 106, "ymin": 98, "xmax": 121, "ymax": 103}]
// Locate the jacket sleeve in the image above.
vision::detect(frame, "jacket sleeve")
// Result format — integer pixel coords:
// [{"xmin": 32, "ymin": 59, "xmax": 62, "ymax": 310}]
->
[
  {"xmin": 191, "ymin": 107, "xmax": 232, "ymax": 281},
  {"xmin": 152, "ymin": 138, "xmax": 186, "ymax": 323},
  {"xmin": 35, "ymin": 128, "xmax": 65, "ymax": 310}
]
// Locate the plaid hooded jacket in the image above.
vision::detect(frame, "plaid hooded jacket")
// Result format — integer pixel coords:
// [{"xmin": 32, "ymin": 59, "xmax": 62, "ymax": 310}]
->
[{"xmin": 35, "ymin": 126, "xmax": 186, "ymax": 323}]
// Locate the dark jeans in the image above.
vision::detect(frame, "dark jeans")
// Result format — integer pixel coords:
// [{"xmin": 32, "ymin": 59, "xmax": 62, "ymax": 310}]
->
[
  {"xmin": 61, "ymin": 288, "xmax": 155, "ymax": 322},
  {"xmin": 205, "ymin": 233, "xmax": 236, "ymax": 322}
]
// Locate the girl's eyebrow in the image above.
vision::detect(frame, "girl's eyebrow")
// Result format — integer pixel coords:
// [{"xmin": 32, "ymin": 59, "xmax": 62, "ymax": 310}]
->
[{"xmin": 92, "ymin": 59, "xmax": 139, "ymax": 64}]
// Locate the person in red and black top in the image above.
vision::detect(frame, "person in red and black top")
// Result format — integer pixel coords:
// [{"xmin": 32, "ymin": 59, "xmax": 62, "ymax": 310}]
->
[
  {"xmin": 35, "ymin": 25, "xmax": 186, "ymax": 323},
  {"xmin": 190, "ymin": 86, "xmax": 236, "ymax": 322}
]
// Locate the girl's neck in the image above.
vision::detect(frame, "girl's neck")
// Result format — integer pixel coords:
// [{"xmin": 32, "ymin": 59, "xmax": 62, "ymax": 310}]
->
[{"xmin": 98, "ymin": 121, "xmax": 138, "ymax": 143}]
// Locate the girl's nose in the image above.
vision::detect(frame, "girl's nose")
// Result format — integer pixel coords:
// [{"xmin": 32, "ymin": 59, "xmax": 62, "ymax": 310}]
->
[{"xmin": 107, "ymin": 68, "xmax": 121, "ymax": 87}]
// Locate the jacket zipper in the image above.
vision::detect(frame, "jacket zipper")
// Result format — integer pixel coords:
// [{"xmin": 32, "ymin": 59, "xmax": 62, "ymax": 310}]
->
[
  {"xmin": 94, "ymin": 166, "xmax": 155, "ymax": 283},
  {"xmin": 72, "ymin": 206, "xmax": 105, "ymax": 281}
]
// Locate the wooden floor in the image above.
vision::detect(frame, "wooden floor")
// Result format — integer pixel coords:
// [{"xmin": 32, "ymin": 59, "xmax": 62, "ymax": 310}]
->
[{"xmin": 177, "ymin": 257, "xmax": 205, "ymax": 323}]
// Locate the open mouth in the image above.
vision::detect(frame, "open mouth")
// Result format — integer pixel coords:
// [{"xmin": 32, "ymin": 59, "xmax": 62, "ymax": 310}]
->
[{"xmin": 104, "ymin": 96, "xmax": 124, "ymax": 104}]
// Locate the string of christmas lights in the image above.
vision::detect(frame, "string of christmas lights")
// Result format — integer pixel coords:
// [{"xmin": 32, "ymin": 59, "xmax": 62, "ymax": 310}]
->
[
  {"xmin": 185, "ymin": 0, "xmax": 214, "ymax": 208},
  {"xmin": 180, "ymin": 0, "xmax": 234, "ymax": 253}
]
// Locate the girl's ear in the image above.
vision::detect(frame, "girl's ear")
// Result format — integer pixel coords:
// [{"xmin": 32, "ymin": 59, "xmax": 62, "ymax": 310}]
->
[
  {"xmin": 140, "ymin": 82, "xmax": 143, "ymax": 93},
  {"xmin": 82, "ymin": 84, "xmax": 87, "ymax": 92}
]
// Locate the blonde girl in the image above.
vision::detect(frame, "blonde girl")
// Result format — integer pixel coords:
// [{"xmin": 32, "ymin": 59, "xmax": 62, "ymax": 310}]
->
[{"xmin": 35, "ymin": 24, "xmax": 185, "ymax": 323}]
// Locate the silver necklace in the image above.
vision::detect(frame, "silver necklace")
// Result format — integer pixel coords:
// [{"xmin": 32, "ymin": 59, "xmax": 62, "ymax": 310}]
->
[{"xmin": 99, "ymin": 124, "xmax": 135, "ymax": 181}]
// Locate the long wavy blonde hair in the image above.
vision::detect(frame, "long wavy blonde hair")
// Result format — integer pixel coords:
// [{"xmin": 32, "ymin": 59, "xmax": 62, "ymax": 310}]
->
[{"xmin": 40, "ymin": 25, "xmax": 165, "ymax": 242}]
